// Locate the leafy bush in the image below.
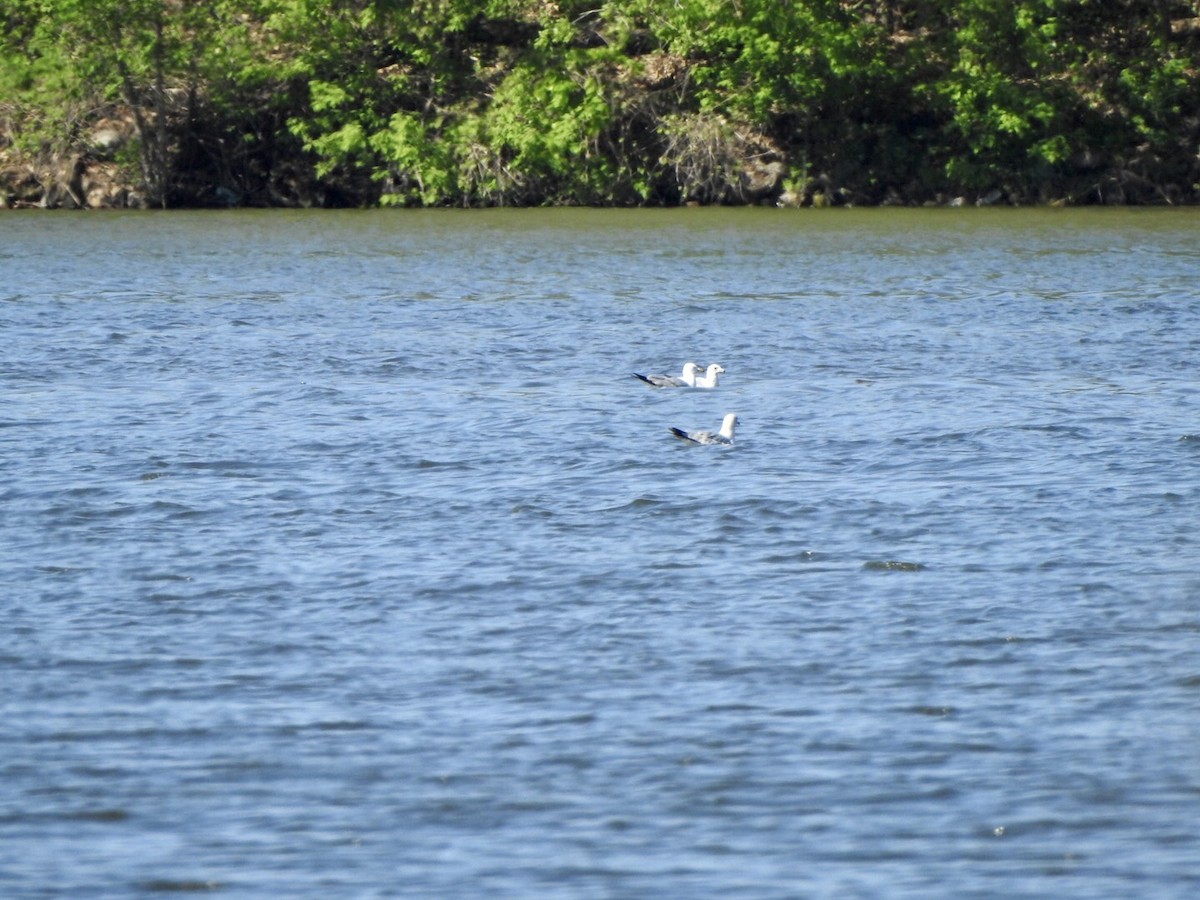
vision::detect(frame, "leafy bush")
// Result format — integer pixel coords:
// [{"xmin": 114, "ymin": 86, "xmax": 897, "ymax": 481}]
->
[{"xmin": 3, "ymin": 0, "xmax": 1197, "ymax": 206}]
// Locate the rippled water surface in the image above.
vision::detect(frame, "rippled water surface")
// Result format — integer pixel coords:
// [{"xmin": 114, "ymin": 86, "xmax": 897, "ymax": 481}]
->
[{"xmin": 2, "ymin": 208, "xmax": 1198, "ymax": 898}]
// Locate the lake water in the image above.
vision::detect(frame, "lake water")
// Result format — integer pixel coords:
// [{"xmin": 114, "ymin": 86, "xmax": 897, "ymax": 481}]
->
[{"xmin": 1, "ymin": 208, "xmax": 1198, "ymax": 898}]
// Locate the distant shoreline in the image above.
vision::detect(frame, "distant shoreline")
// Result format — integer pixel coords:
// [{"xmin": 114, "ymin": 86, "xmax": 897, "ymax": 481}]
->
[
  {"xmin": 3, "ymin": 160, "xmax": 1194, "ymax": 212},
  {"xmin": 5, "ymin": 4, "xmax": 1198, "ymax": 211}
]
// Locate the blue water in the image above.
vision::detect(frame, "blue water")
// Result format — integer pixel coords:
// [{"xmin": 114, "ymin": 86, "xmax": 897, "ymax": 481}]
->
[{"xmin": 2, "ymin": 209, "xmax": 1198, "ymax": 898}]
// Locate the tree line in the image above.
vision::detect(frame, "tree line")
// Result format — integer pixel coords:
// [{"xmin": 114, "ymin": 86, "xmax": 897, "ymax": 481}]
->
[{"xmin": 2, "ymin": 0, "xmax": 1198, "ymax": 208}]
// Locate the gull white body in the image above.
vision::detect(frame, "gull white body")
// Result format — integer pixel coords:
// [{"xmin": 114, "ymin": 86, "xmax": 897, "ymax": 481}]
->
[
  {"xmin": 693, "ymin": 363, "xmax": 725, "ymax": 389},
  {"xmin": 633, "ymin": 362, "xmax": 700, "ymax": 388},
  {"xmin": 670, "ymin": 412, "xmax": 738, "ymax": 445}
]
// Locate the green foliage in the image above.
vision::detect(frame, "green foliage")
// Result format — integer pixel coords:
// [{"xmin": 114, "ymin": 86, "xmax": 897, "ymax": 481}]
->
[
  {"xmin": 1, "ymin": 0, "xmax": 281, "ymax": 204},
  {"xmin": 924, "ymin": 0, "xmax": 1069, "ymax": 186},
  {"xmin": 372, "ymin": 111, "xmax": 456, "ymax": 206},
  {"xmin": 481, "ymin": 54, "xmax": 612, "ymax": 197},
  {"xmin": 3, "ymin": 0, "xmax": 1198, "ymax": 206}
]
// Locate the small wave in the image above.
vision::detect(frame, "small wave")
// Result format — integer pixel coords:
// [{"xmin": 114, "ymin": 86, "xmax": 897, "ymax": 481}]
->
[
  {"xmin": 65, "ymin": 808, "xmax": 130, "ymax": 823},
  {"xmin": 36, "ymin": 565, "xmax": 90, "ymax": 577},
  {"xmin": 415, "ymin": 458, "xmax": 475, "ymax": 470},
  {"xmin": 137, "ymin": 880, "xmax": 221, "ymax": 893},
  {"xmin": 606, "ymin": 496, "xmax": 664, "ymax": 511},
  {"xmin": 297, "ymin": 720, "xmax": 373, "ymax": 732},
  {"xmin": 905, "ymin": 705, "xmax": 955, "ymax": 717},
  {"xmin": 863, "ymin": 560, "xmax": 926, "ymax": 572},
  {"xmin": 759, "ymin": 549, "xmax": 822, "ymax": 565},
  {"xmin": 1013, "ymin": 423, "xmax": 1091, "ymax": 438},
  {"xmin": 510, "ymin": 503, "xmax": 554, "ymax": 517},
  {"xmin": 178, "ymin": 459, "xmax": 271, "ymax": 477}
]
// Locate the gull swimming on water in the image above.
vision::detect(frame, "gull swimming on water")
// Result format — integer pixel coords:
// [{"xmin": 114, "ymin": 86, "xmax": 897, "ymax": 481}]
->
[
  {"xmin": 693, "ymin": 363, "xmax": 725, "ymax": 389},
  {"xmin": 670, "ymin": 412, "xmax": 738, "ymax": 445},
  {"xmin": 633, "ymin": 361, "xmax": 700, "ymax": 388}
]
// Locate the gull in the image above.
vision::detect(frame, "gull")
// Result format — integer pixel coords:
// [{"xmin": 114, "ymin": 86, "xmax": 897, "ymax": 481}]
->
[
  {"xmin": 670, "ymin": 413, "xmax": 738, "ymax": 445},
  {"xmin": 633, "ymin": 361, "xmax": 700, "ymax": 388},
  {"xmin": 693, "ymin": 363, "xmax": 725, "ymax": 389}
]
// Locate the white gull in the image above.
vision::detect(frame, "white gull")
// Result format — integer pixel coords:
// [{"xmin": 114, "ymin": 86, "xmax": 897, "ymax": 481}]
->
[
  {"xmin": 633, "ymin": 361, "xmax": 700, "ymax": 388},
  {"xmin": 693, "ymin": 363, "xmax": 725, "ymax": 389},
  {"xmin": 670, "ymin": 413, "xmax": 738, "ymax": 445}
]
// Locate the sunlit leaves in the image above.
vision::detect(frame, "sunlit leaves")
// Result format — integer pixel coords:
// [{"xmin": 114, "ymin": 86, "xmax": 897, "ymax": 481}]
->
[{"xmin": 3, "ymin": 0, "xmax": 1198, "ymax": 205}]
